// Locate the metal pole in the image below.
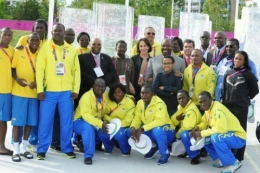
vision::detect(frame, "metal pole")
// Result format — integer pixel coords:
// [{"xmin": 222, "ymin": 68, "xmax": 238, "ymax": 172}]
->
[
  {"xmin": 48, "ymin": 0, "xmax": 55, "ymax": 40},
  {"xmin": 170, "ymin": 0, "xmax": 175, "ymax": 38},
  {"xmin": 188, "ymin": 0, "xmax": 191, "ymax": 13}
]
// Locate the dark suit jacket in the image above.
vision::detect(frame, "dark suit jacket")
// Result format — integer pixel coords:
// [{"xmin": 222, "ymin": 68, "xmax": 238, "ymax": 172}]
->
[
  {"xmin": 207, "ymin": 48, "xmax": 227, "ymax": 66},
  {"xmin": 77, "ymin": 52, "xmax": 116, "ymax": 99}
]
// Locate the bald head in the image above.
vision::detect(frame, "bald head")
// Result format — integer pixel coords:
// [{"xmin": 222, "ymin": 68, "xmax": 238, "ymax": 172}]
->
[
  {"xmin": 200, "ymin": 31, "xmax": 211, "ymax": 46},
  {"xmin": 93, "ymin": 78, "xmax": 106, "ymax": 97},
  {"xmin": 64, "ymin": 28, "xmax": 75, "ymax": 44},
  {"xmin": 161, "ymin": 38, "xmax": 173, "ymax": 56},
  {"xmin": 90, "ymin": 38, "xmax": 102, "ymax": 54},
  {"xmin": 214, "ymin": 31, "xmax": 226, "ymax": 48}
]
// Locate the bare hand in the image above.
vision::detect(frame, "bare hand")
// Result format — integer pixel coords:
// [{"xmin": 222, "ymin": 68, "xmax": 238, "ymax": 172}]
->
[
  {"xmin": 130, "ymin": 127, "xmax": 136, "ymax": 140},
  {"xmin": 190, "ymin": 126, "xmax": 199, "ymax": 137},
  {"xmin": 15, "ymin": 44, "xmax": 24, "ymax": 50},
  {"xmin": 71, "ymin": 92, "xmax": 78, "ymax": 100},
  {"xmin": 37, "ymin": 92, "xmax": 45, "ymax": 101},
  {"xmin": 175, "ymin": 71, "xmax": 183, "ymax": 77},
  {"xmin": 176, "ymin": 114, "xmax": 185, "ymax": 121},
  {"xmin": 102, "ymin": 122, "xmax": 109, "ymax": 133},
  {"xmin": 159, "ymin": 86, "xmax": 164, "ymax": 90},
  {"xmin": 129, "ymin": 82, "xmax": 135, "ymax": 95},
  {"xmin": 135, "ymin": 128, "xmax": 142, "ymax": 142},
  {"xmin": 193, "ymin": 131, "xmax": 202, "ymax": 140},
  {"xmin": 29, "ymin": 82, "xmax": 37, "ymax": 89},
  {"xmin": 17, "ymin": 78, "xmax": 27, "ymax": 87}
]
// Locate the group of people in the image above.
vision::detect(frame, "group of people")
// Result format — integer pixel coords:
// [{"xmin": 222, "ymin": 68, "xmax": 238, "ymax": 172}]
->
[{"xmin": 0, "ymin": 18, "xmax": 259, "ymax": 173}]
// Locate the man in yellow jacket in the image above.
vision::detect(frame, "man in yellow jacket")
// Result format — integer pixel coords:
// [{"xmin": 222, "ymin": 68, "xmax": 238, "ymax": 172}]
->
[
  {"xmin": 73, "ymin": 78, "xmax": 114, "ymax": 165},
  {"xmin": 129, "ymin": 85, "xmax": 175, "ymax": 165},
  {"xmin": 191, "ymin": 91, "xmax": 246, "ymax": 173},
  {"xmin": 36, "ymin": 23, "xmax": 80, "ymax": 160},
  {"xmin": 171, "ymin": 90, "xmax": 201, "ymax": 164}
]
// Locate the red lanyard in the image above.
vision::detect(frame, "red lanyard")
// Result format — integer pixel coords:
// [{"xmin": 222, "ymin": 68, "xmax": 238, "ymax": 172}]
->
[
  {"xmin": 0, "ymin": 46, "xmax": 12, "ymax": 62},
  {"xmin": 96, "ymin": 97, "xmax": 104, "ymax": 119},
  {"xmin": 25, "ymin": 47, "xmax": 36, "ymax": 73},
  {"xmin": 206, "ymin": 102, "xmax": 214, "ymax": 128},
  {"xmin": 113, "ymin": 58, "xmax": 128, "ymax": 74},
  {"xmin": 212, "ymin": 48, "xmax": 226, "ymax": 64},
  {"xmin": 153, "ymin": 47, "xmax": 156, "ymax": 57},
  {"xmin": 227, "ymin": 69, "xmax": 245, "ymax": 79},
  {"xmin": 80, "ymin": 48, "xmax": 83, "ymax": 54},
  {"xmin": 224, "ymin": 59, "xmax": 233, "ymax": 66},
  {"xmin": 52, "ymin": 45, "xmax": 66, "ymax": 61},
  {"xmin": 93, "ymin": 55, "xmax": 101, "ymax": 67},
  {"xmin": 192, "ymin": 66, "xmax": 201, "ymax": 85},
  {"xmin": 108, "ymin": 104, "xmax": 120, "ymax": 115}
]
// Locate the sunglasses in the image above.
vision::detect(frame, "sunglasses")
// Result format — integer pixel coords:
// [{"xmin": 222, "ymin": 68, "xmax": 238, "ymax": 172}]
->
[
  {"xmin": 226, "ymin": 45, "xmax": 237, "ymax": 48},
  {"xmin": 146, "ymin": 32, "xmax": 155, "ymax": 35},
  {"xmin": 201, "ymin": 36, "xmax": 209, "ymax": 39}
]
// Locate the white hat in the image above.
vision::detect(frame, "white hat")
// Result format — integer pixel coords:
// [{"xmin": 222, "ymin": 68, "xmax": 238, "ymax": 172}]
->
[
  {"xmin": 128, "ymin": 134, "xmax": 152, "ymax": 154},
  {"xmin": 107, "ymin": 118, "xmax": 121, "ymax": 140},
  {"xmin": 171, "ymin": 140, "xmax": 186, "ymax": 156},
  {"xmin": 190, "ymin": 137, "xmax": 205, "ymax": 151},
  {"xmin": 247, "ymin": 100, "xmax": 255, "ymax": 123}
]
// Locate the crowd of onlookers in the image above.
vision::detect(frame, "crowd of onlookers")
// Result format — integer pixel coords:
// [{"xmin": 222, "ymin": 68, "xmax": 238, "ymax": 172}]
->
[{"xmin": 0, "ymin": 19, "xmax": 258, "ymax": 173}]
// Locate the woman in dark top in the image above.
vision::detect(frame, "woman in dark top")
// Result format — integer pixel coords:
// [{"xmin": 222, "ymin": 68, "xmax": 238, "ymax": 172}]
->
[
  {"xmin": 131, "ymin": 38, "xmax": 152, "ymax": 101},
  {"xmin": 222, "ymin": 51, "xmax": 259, "ymax": 162},
  {"xmin": 153, "ymin": 55, "xmax": 182, "ymax": 116}
]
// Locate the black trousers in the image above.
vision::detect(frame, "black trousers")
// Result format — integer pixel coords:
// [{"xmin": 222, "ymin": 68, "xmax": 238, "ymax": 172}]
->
[{"xmin": 226, "ymin": 105, "xmax": 248, "ymax": 161}]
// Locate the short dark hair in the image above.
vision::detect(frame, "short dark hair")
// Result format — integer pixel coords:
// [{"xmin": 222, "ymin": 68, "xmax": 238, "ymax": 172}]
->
[
  {"xmin": 163, "ymin": 55, "xmax": 175, "ymax": 63},
  {"xmin": 142, "ymin": 84, "xmax": 153, "ymax": 92},
  {"xmin": 77, "ymin": 32, "xmax": 90, "ymax": 43},
  {"xmin": 144, "ymin": 27, "xmax": 154, "ymax": 31},
  {"xmin": 183, "ymin": 39, "xmax": 195, "ymax": 48},
  {"xmin": 28, "ymin": 32, "xmax": 40, "ymax": 38},
  {"xmin": 53, "ymin": 23, "xmax": 65, "ymax": 30},
  {"xmin": 199, "ymin": 91, "xmax": 212, "ymax": 99},
  {"xmin": 32, "ymin": 19, "xmax": 48, "ymax": 38},
  {"xmin": 234, "ymin": 51, "xmax": 251, "ymax": 71},
  {"xmin": 177, "ymin": 90, "xmax": 190, "ymax": 98},
  {"xmin": 116, "ymin": 40, "xmax": 127, "ymax": 47},
  {"xmin": 108, "ymin": 83, "xmax": 126, "ymax": 101},
  {"xmin": 172, "ymin": 37, "xmax": 183, "ymax": 51},
  {"xmin": 136, "ymin": 38, "xmax": 152, "ymax": 54},
  {"xmin": 228, "ymin": 38, "xmax": 239, "ymax": 47}
]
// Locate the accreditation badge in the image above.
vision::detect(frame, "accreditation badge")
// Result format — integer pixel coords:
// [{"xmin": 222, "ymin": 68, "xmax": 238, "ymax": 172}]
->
[
  {"xmin": 219, "ymin": 66, "xmax": 228, "ymax": 76},
  {"xmin": 119, "ymin": 75, "xmax": 126, "ymax": 85},
  {"xmin": 189, "ymin": 85, "xmax": 194, "ymax": 97},
  {"xmin": 93, "ymin": 66, "xmax": 104, "ymax": 77},
  {"xmin": 56, "ymin": 62, "xmax": 65, "ymax": 76},
  {"xmin": 210, "ymin": 64, "xmax": 216, "ymax": 71}
]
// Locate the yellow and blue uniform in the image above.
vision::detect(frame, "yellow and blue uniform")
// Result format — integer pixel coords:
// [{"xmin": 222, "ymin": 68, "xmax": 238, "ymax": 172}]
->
[
  {"xmin": 75, "ymin": 47, "xmax": 90, "ymax": 55},
  {"xmin": 183, "ymin": 63, "xmax": 217, "ymax": 105},
  {"xmin": 128, "ymin": 96, "xmax": 175, "ymax": 159},
  {"xmin": 103, "ymin": 95, "xmax": 135, "ymax": 154},
  {"xmin": 171, "ymin": 100, "xmax": 201, "ymax": 159},
  {"xmin": 198, "ymin": 101, "xmax": 246, "ymax": 166},
  {"xmin": 131, "ymin": 41, "xmax": 162, "ymax": 57},
  {"xmin": 36, "ymin": 40, "xmax": 80, "ymax": 154},
  {"xmin": 0, "ymin": 46, "xmax": 14, "ymax": 121},
  {"xmin": 11, "ymin": 47, "xmax": 38, "ymax": 126},
  {"xmin": 73, "ymin": 89, "xmax": 116, "ymax": 158},
  {"xmin": 16, "ymin": 35, "xmax": 47, "ymax": 48}
]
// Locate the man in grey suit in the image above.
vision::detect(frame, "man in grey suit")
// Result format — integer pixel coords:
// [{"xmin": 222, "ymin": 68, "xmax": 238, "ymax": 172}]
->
[{"xmin": 145, "ymin": 38, "xmax": 186, "ymax": 85}]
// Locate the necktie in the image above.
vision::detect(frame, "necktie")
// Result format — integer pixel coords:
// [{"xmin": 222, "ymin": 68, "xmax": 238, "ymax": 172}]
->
[{"xmin": 217, "ymin": 49, "xmax": 220, "ymax": 57}]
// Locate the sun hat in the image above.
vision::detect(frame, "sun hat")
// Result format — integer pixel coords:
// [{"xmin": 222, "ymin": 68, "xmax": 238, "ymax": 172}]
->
[
  {"xmin": 107, "ymin": 118, "xmax": 121, "ymax": 140},
  {"xmin": 128, "ymin": 134, "xmax": 152, "ymax": 154},
  {"xmin": 190, "ymin": 137, "xmax": 205, "ymax": 151},
  {"xmin": 171, "ymin": 140, "xmax": 186, "ymax": 156}
]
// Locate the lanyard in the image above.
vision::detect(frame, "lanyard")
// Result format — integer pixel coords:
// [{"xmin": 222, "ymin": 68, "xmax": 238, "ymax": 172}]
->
[
  {"xmin": 52, "ymin": 45, "xmax": 66, "ymax": 61},
  {"xmin": 212, "ymin": 48, "xmax": 226, "ymax": 65},
  {"xmin": 224, "ymin": 59, "xmax": 232, "ymax": 66},
  {"xmin": 96, "ymin": 97, "xmax": 104, "ymax": 119},
  {"xmin": 93, "ymin": 55, "xmax": 101, "ymax": 67},
  {"xmin": 153, "ymin": 47, "xmax": 156, "ymax": 57},
  {"xmin": 191, "ymin": 66, "xmax": 201, "ymax": 85},
  {"xmin": 108, "ymin": 103, "xmax": 120, "ymax": 115},
  {"xmin": 80, "ymin": 48, "xmax": 83, "ymax": 54},
  {"xmin": 25, "ymin": 47, "xmax": 36, "ymax": 73},
  {"xmin": 227, "ymin": 69, "xmax": 245, "ymax": 79},
  {"xmin": 206, "ymin": 102, "xmax": 214, "ymax": 128},
  {"xmin": 113, "ymin": 58, "xmax": 128, "ymax": 74},
  {"xmin": 141, "ymin": 57, "xmax": 149, "ymax": 75},
  {"xmin": 0, "ymin": 46, "xmax": 12, "ymax": 62},
  {"xmin": 184, "ymin": 55, "xmax": 191, "ymax": 65}
]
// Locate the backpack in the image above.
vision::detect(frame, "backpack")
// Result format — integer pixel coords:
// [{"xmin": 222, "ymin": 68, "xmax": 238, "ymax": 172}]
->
[{"xmin": 256, "ymin": 121, "xmax": 260, "ymax": 143}]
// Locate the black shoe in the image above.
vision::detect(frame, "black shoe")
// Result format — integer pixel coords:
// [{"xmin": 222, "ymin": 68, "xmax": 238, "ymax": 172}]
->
[
  {"xmin": 191, "ymin": 154, "xmax": 200, "ymax": 165},
  {"xmin": 96, "ymin": 143, "xmax": 104, "ymax": 152},
  {"xmin": 200, "ymin": 147, "xmax": 208, "ymax": 157},
  {"xmin": 168, "ymin": 144, "xmax": 172, "ymax": 152},
  {"xmin": 75, "ymin": 141, "xmax": 84, "ymax": 152},
  {"xmin": 84, "ymin": 157, "xmax": 92, "ymax": 165},
  {"xmin": 63, "ymin": 152, "xmax": 76, "ymax": 159},
  {"xmin": 37, "ymin": 153, "xmax": 45, "ymax": 160},
  {"xmin": 50, "ymin": 146, "xmax": 61, "ymax": 151},
  {"xmin": 178, "ymin": 152, "xmax": 188, "ymax": 158}
]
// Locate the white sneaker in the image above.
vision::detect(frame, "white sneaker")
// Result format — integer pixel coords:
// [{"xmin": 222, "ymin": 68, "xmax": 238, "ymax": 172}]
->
[
  {"xmin": 213, "ymin": 159, "xmax": 223, "ymax": 168},
  {"xmin": 26, "ymin": 144, "xmax": 37, "ymax": 153},
  {"xmin": 221, "ymin": 160, "xmax": 241, "ymax": 173}
]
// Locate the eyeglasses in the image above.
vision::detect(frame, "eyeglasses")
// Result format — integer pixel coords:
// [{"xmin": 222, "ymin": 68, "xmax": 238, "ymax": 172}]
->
[
  {"xmin": 226, "ymin": 45, "xmax": 237, "ymax": 48},
  {"xmin": 163, "ymin": 63, "xmax": 173, "ymax": 66},
  {"xmin": 146, "ymin": 32, "xmax": 155, "ymax": 35},
  {"xmin": 201, "ymin": 36, "xmax": 209, "ymax": 39}
]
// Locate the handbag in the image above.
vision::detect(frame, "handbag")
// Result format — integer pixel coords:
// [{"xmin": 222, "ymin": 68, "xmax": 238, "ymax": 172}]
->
[{"xmin": 247, "ymin": 100, "xmax": 255, "ymax": 123}]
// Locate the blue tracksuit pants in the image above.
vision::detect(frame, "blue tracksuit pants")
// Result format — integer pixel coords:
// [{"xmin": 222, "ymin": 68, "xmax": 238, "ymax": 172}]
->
[
  {"xmin": 204, "ymin": 132, "xmax": 246, "ymax": 166},
  {"xmin": 127, "ymin": 125, "xmax": 175, "ymax": 155},
  {"xmin": 37, "ymin": 91, "xmax": 74, "ymax": 153},
  {"xmin": 180, "ymin": 130, "xmax": 200, "ymax": 159},
  {"xmin": 73, "ymin": 119, "xmax": 115, "ymax": 158}
]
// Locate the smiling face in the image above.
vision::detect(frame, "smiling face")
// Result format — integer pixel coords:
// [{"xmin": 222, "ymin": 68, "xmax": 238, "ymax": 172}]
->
[
  {"xmin": 79, "ymin": 34, "xmax": 90, "ymax": 48},
  {"xmin": 144, "ymin": 28, "xmax": 155, "ymax": 44},
  {"xmin": 116, "ymin": 42, "xmax": 127, "ymax": 57},
  {"xmin": 162, "ymin": 57, "xmax": 174, "ymax": 74},
  {"xmin": 161, "ymin": 39, "xmax": 172, "ymax": 56},
  {"xmin": 90, "ymin": 38, "xmax": 102, "ymax": 54},
  {"xmin": 113, "ymin": 87, "xmax": 125, "ymax": 103},
  {"xmin": 93, "ymin": 79, "xmax": 106, "ymax": 97},
  {"xmin": 172, "ymin": 40, "xmax": 181, "ymax": 53},
  {"xmin": 183, "ymin": 42, "xmax": 194, "ymax": 56},
  {"xmin": 139, "ymin": 40, "xmax": 149, "ymax": 54},
  {"xmin": 233, "ymin": 53, "xmax": 245, "ymax": 68},
  {"xmin": 28, "ymin": 34, "xmax": 40, "ymax": 51}
]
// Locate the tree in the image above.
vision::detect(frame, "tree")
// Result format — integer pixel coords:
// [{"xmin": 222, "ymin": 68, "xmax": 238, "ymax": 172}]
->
[
  {"xmin": 38, "ymin": 0, "xmax": 49, "ymax": 20},
  {"xmin": 0, "ymin": 0, "xmax": 13, "ymax": 19},
  {"xmin": 13, "ymin": 0, "xmax": 40, "ymax": 20}
]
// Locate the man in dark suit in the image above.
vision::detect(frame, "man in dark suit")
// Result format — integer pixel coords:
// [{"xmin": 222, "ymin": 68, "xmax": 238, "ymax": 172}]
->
[
  {"xmin": 199, "ymin": 31, "xmax": 214, "ymax": 66},
  {"xmin": 206, "ymin": 31, "xmax": 227, "ymax": 69}
]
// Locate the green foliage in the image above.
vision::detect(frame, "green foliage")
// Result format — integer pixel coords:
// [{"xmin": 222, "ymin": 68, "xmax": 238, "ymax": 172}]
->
[
  {"xmin": 0, "ymin": 0, "xmax": 13, "ymax": 19},
  {"xmin": 13, "ymin": 0, "xmax": 40, "ymax": 20},
  {"xmin": 10, "ymin": 30, "xmax": 30, "ymax": 48},
  {"xmin": 38, "ymin": 0, "xmax": 49, "ymax": 20}
]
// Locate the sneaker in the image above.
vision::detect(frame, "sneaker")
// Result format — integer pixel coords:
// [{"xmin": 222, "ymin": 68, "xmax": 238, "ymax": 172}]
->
[
  {"xmin": 144, "ymin": 146, "xmax": 159, "ymax": 160},
  {"xmin": 157, "ymin": 153, "xmax": 170, "ymax": 165},
  {"xmin": 84, "ymin": 157, "xmax": 92, "ymax": 165},
  {"xmin": 50, "ymin": 146, "xmax": 61, "ymax": 151},
  {"xmin": 221, "ymin": 160, "xmax": 241, "ymax": 173},
  {"xmin": 122, "ymin": 150, "xmax": 131, "ymax": 157},
  {"xmin": 27, "ymin": 144, "xmax": 37, "ymax": 153},
  {"xmin": 37, "ymin": 153, "xmax": 45, "ymax": 160},
  {"xmin": 190, "ymin": 154, "xmax": 200, "ymax": 165},
  {"xmin": 213, "ymin": 159, "xmax": 223, "ymax": 168},
  {"xmin": 178, "ymin": 152, "xmax": 188, "ymax": 158},
  {"xmin": 63, "ymin": 152, "xmax": 76, "ymax": 159}
]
